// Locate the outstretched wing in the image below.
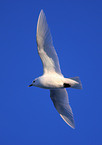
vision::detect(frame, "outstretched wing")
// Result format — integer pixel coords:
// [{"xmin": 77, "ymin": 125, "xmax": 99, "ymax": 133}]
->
[
  {"xmin": 36, "ymin": 10, "xmax": 62, "ymax": 75},
  {"xmin": 50, "ymin": 89, "xmax": 75, "ymax": 128}
]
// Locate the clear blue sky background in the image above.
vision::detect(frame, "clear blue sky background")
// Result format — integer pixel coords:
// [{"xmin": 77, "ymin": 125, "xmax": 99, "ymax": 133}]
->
[{"xmin": 0, "ymin": 0, "xmax": 102, "ymax": 145}]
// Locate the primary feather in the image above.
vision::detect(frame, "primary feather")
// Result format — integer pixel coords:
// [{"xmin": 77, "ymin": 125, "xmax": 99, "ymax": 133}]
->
[
  {"xmin": 50, "ymin": 89, "xmax": 75, "ymax": 128},
  {"xmin": 36, "ymin": 10, "xmax": 61, "ymax": 75}
]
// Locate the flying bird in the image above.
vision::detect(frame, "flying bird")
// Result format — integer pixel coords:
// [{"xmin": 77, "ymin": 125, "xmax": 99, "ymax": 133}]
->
[{"xmin": 28, "ymin": 10, "xmax": 82, "ymax": 128}]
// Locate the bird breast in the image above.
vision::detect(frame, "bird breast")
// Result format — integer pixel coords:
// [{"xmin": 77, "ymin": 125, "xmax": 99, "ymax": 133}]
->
[{"xmin": 38, "ymin": 74, "xmax": 64, "ymax": 89}]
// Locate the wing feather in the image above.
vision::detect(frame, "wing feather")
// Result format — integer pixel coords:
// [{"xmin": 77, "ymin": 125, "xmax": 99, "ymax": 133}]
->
[
  {"xmin": 36, "ymin": 10, "xmax": 62, "ymax": 74},
  {"xmin": 50, "ymin": 89, "xmax": 75, "ymax": 128}
]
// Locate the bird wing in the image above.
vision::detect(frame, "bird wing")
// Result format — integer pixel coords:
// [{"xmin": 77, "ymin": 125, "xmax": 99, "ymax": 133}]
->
[
  {"xmin": 36, "ymin": 10, "xmax": 62, "ymax": 75},
  {"xmin": 50, "ymin": 89, "xmax": 75, "ymax": 128}
]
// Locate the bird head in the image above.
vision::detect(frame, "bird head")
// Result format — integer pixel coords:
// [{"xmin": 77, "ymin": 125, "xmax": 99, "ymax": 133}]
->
[{"xmin": 28, "ymin": 80, "xmax": 36, "ymax": 87}]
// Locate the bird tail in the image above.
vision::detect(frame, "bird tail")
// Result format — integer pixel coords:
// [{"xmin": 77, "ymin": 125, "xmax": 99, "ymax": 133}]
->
[
  {"xmin": 64, "ymin": 76, "xmax": 82, "ymax": 89},
  {"xmin": 69, "ymin": 76, "xmax": 82, "ymax": 89}
]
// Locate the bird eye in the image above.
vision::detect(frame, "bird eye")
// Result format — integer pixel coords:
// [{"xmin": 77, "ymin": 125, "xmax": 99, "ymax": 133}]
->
[{"xmin": 33, "ymin": 80, "xmax": 35, "ymax": 83}]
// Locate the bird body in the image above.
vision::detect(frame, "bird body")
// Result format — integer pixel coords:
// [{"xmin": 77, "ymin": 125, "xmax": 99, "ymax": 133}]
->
[
  {"xmin": 28, "ymin": 9, "xmax": 82, "ymax": 128},
  {"xmin": 33, "ymin": 74, "xmax": 64, "ymax": 89},
  {"xmin": 32, "ymin": 74, "xmax": 81, "ymax": 90}
]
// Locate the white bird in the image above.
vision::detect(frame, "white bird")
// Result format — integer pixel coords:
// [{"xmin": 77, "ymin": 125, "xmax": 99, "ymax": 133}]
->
[{"xmin": 28, "ymin": 10, "xmax": 82, "ymax": 128}]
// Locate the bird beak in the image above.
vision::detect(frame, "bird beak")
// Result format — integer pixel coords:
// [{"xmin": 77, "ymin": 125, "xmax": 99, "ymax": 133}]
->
[{"xmin": 28, "ymin": 84, "xmax": 33, "ymax": 87}]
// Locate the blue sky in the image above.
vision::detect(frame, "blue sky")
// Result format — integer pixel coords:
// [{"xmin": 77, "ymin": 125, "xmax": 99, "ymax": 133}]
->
[{"xmin": 0, "ymin": 0, "xmax": 102, "ymax": 144}]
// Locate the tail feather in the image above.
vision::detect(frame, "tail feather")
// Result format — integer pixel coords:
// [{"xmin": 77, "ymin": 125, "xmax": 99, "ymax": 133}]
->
[{"xmin": 69, "ymin": 76, "xmax": 82, "ymax": 89}]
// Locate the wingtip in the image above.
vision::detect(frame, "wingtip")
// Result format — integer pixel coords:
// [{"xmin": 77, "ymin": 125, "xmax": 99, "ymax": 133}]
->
[
  {"xmin": 60, "ymin": 114, "xmax": 75, "ymax": 129},
  {"xmin": 40, "ymin": 9, "xmax": 44, "ymax": 13},
  {"xmin": 40, "ymin": 9, "xmax": 45, "ymax": 15},
  {"xmin": 38, "ymin": 9, "xmax": 45, "ymax": 24},
  {"xmin": 66, "ymin": 121, "xmax": 75, "ymax": 129},
  {"xmin": 70, "ymin": 124, "xmax": 75, "ymax": 129}
]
